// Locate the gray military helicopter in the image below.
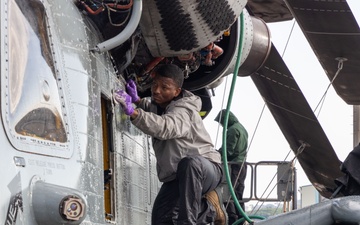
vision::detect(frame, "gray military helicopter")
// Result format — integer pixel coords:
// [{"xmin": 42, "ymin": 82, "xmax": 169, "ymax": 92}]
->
[
  {"xmin": 0, "ymin": 0, "xmax": 271, "ymax": 224},
  {"xmin": 1, "ymin": 0, "xmax": 360, "ymax": 224}
]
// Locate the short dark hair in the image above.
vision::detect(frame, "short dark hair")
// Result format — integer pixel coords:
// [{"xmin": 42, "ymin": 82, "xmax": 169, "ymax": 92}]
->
[{"xmin": 154, "ymin": 64, "xmax": 184, "ymax": 88}]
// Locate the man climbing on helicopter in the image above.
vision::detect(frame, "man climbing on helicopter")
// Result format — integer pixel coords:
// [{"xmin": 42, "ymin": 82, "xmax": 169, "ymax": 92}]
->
[{"xmin": 113, "ymin": 63, "xmax": 228, "ymax": 225}]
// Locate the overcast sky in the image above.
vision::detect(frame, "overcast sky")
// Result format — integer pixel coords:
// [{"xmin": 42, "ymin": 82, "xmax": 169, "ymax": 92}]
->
[{"xmin": 203, "ymin": 1, "xmax": 359, "ymax": 200}]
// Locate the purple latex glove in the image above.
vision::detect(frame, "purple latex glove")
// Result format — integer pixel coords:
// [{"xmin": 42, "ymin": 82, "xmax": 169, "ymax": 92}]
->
[
  {"xmin": 113, "ymin": 89, "xmax": 134, "ymax": 115},
  {"xmin": 126, "ymin": 80, "xmax": 140, "ymax": 103}
]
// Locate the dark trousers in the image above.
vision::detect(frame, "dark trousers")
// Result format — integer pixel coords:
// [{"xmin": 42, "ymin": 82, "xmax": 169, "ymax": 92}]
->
[
  {"xmin": 227, "ymin": 163, "xmax": 247, "ymax": 224},
  {"xmin": 151, "ymin": 155, "xmax": 223, "ymax": 225}
]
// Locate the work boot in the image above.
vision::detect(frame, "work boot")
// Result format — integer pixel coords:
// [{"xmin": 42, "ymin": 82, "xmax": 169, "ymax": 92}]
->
[{"xmin": 204, "ymin": 187, "xmax": 228, "ymax": 225}]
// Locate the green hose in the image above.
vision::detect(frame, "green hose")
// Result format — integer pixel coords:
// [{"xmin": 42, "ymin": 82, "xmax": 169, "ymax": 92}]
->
[
  {"xmin": 232, "ymin": 215, "xmax": 266, "ymax": 225},
  {"xmin": 221, "ymin": 12, "xmax": 265, "ymax": 224}
]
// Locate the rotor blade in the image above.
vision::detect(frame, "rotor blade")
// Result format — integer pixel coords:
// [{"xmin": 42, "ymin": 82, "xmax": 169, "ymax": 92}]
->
[
  {"xmin": 285, "ymin": 0, "xmax": 360, "ymax": 105},
  {"xmin": 251, "ymin": 44, "xmax": 344, "ymax": 198},
  {"xmin": 247, "ymin": 0, "xmax": 293, "ymax": 23}
]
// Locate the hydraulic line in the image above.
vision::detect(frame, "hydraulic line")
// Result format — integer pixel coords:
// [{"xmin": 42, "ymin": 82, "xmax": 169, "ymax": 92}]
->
[
  {"xmin": 221, "ymin": 12, "xmax": 265, "ymax": 224},
  {"xmin": 93, "ymin": 0, "xmax": 142, "ymax": 52}
]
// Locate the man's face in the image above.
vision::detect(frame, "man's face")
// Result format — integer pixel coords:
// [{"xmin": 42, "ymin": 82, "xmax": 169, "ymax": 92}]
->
[{"xmin": 151, "ymin": 75, "xmax": 181, "ymax": 108}]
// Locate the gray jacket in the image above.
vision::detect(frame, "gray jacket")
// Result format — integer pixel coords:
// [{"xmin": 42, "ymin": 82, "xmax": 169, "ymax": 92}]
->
[{"xmin": 131, "ymin": 90, "xmax": 221, "ymax": 182}]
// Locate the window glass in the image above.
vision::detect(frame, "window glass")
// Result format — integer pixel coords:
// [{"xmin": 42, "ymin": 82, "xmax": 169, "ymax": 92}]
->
[{"xmin": 4, "ymin": 0, "xmax": 68, "ymax": 147}]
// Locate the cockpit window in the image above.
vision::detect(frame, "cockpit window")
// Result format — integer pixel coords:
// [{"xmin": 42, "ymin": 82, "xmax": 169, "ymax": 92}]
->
[{"xmin": 1, "ymin": 0, "xmax": 70, "ymax": 155}]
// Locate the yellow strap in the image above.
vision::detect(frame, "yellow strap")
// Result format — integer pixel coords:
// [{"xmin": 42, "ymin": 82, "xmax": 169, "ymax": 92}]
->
[{"xmin": 199, "ymin": 111, "xmax": 207, "ymax": 117}]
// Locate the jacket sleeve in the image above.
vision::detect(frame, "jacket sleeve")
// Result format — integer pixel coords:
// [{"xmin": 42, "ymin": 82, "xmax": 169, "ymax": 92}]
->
[
  {"xmin": 226, "ymin": 127, "xmax": 241, "ymax": 161},
  {"xmin": 137, "ymin": 98, "xmax": 151, "ymax": 111},
  {"xmin": 131, "ymin": 106, "xmax": 192, "ymax": 140}
]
